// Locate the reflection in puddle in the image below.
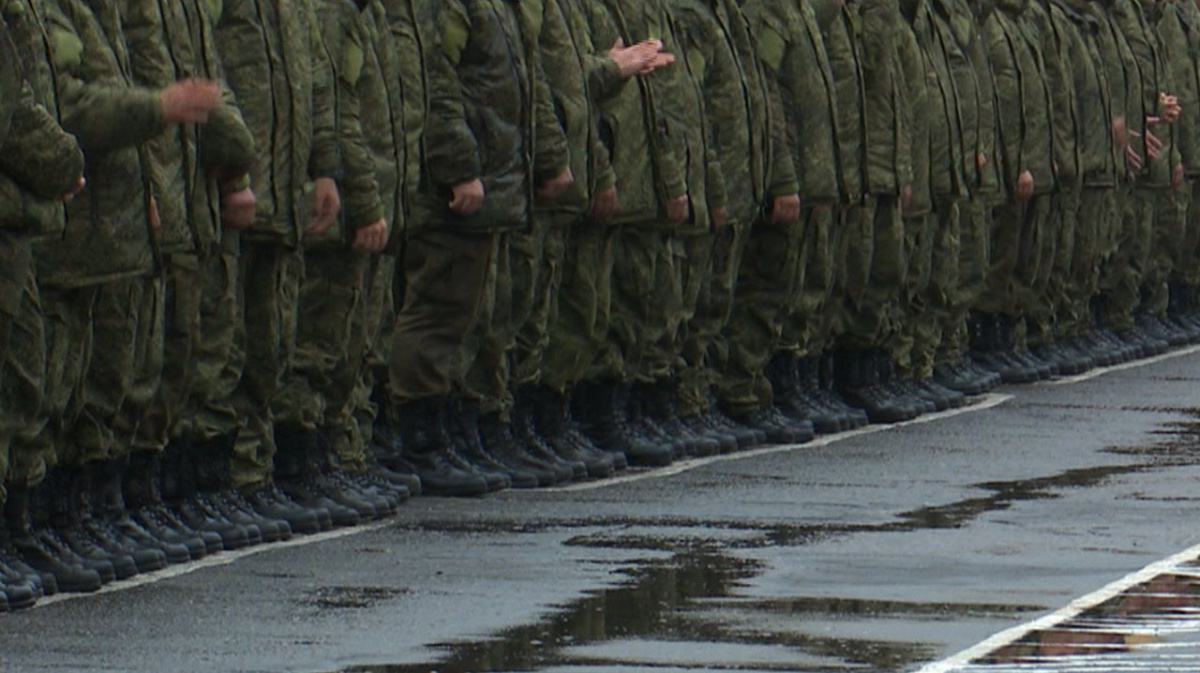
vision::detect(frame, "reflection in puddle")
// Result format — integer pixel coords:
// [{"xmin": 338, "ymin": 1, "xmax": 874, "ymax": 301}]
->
[
  {"xmin": 973, "ymin": 571, "xmax": 1200, "ymax": 668},
  {"xmin": 339, "ymin": 549, "xmax": 939, "ymax": 673}
]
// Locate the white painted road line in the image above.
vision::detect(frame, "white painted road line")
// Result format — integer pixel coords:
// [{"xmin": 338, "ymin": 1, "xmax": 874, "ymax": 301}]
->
[
  {"xmin": 913, "ymin": 542, "xmax": 1200, "ymax": 673},
  {"xmin": 1045, "ymin": 344, "xmax": 1200, "ymax": 386},
  {"xmin": 542, "ymin": 393, "xmax": 1015, "ymax": 493}
]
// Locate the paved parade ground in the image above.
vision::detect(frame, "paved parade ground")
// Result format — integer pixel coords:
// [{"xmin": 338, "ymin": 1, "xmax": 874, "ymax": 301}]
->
[{"xmin": 9, "ymin": 348, "xmax": 1200, "ymax": 673}]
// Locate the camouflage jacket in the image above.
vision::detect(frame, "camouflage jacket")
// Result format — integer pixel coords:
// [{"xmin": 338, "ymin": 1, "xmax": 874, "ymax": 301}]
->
[
  {"xmin": 812, "ymin": 0, "xmax": 865, "ymax": 202},
  {"xmin": 1111, "ymin": 0, "xmax": 1175, "ymax": 187},
  {"xmin": 896, "ymin": 3, "xmax": 933, "ymax": 215},
  {"xmin": 360, "ymin": 0, "xmax": 406, "ymax": 244},
  {"xmin": 411, "ymin": 0, "xmax": 568, "ymax": 234},
  {"xmin": 857, "ymin": 0, "xmax": 914, "ymax": 197},
  {"xmin": 532, "ymin": 0, "xmax": 617, "ymax": 220},
  {"xmin": 382, "ymin": 0, "xmax": 430, "ymax": 237},
  {"xmin": 1030, "ymin": 0, "xmax": 1082, "ymax": 189},
  {"xmin": 672, "ymin": 0, "xmax": 798, "ymax": 226},
  {"xmin": 743, "ymin": 0, "xmax": 839, "ymax": 205},
  {"xmin": 41, "ymin": 0, "xmax": 164, "ymax": 287},
  {"xmin": 212, "ymin": 0, "xmax": 341, "ymax": 246},
  {"xmin": 312, "ymin": 0, "xmax": 384, "ymax": 248},
  {"xmin": 1157, "ymin": 0, "xmax": 1199, "ymax": 176},
  {"xmin": 121, "ymin": 0, "xmax": 255, "ymax": 255},
  {"xmin": 981, "ymin": 0, "xmax": 1055, "ymax": 197},
  {"xmin": 586, "ymin": 0, "xmax": 700, "ymax": 228},
  {"xmin": 1055, "ymin": 0, "xmax": 1120, "ymax": 188}
]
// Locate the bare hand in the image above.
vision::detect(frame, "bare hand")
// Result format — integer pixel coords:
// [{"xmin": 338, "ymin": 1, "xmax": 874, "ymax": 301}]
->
[
  {"xmin": 220, "ymin": 187, "xmax": 257, "ymax": 229},
  {"xmin": 537, "ymin": 169, "xmax": 574, "ymax": 202},
  {"xmin": 61, "ymin": 175, "xmax": 85, "ymax": 202},
  {"xmin": 770, "ymin": 193, "xmax": 800, "ymax": 224},
  {"xmin": 352, "ymin": 218, "xmax": 389, "ymax": 253},
  {"xmin": 1014, "ymin": 170, "xmax": 1034, "ymax": 204},
  {"xmin": 148, "ymin": 195, "xmax": 161, "ymax": 232},
  {"xmin": 160, "ymin": 79, "xmax": 222, "ymax": 125},
  {"xmin": 1126, "ymin": 145, "xmax": 1144, "ymax": 172},
  {"xmin": 976, "ymin": 153, "xmax": 988, "ymax": 171},
  {"xmin": 711, "ymin": 205, "xmax": 728, "ymax": 229},
  {"xmin": 449, "ymin": 178, "xmax": 485, "ymax": 216},
  {"xmin": 306, "ymin": 176, "xmax": 341, "ymax": 236},
  {"xmin": 900, "ymin": 184, "xmax": 913, "ymax": 212},
  {"xmin": 1144, "ymin": 129, "xmax": 1163, "ymax": 160},
  {"xmin": 1173, "ymin": 163, "xmax": 1186, "ymax": 189},
  {"xmin": 609, "ymin": 39, "xmax": 673, "ymax": 78},
  {"xmin": 666, "ymin": 194, "xmax": 690, "ymax": 224},
  {"xmin": 588, "ymin": 185, "xmax": 618, "ymax": 222},
  {"xmin": 1160, "ymin": 92, "xmax": 1181, "ymax": 123}
]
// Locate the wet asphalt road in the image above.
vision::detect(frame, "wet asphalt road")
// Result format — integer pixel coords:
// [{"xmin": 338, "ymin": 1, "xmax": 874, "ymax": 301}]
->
[{"xmin": 7, "ymin": 348, "xmax": 1200, "ymax": 673}]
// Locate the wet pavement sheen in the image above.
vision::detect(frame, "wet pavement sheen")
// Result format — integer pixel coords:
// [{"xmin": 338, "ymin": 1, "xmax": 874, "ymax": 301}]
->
[{"xmin": 7, "ymin": 352, "xmax": 1200, "ymax": 672}]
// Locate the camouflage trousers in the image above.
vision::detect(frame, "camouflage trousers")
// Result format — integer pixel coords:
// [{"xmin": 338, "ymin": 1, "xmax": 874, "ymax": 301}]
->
[
  {"xmin": 1144, "ymin": 186, "xmax": 1189, "ymax": 318},
  {"xmin": 978, "ymin": 195, "xmax": 1052, "ymax": 349},
  {"xmin": 884, "ymin": 208, "xmax": 939, "ymax": 380},
  {"xmin": 715, "ymin": 214, "xmax": 807, "ymax": 416},
  {"xmin": 465, "ymin": 219, "xmax": 556, "ymax": 417},
  {"xmin": 275, "ymin": 248, "xmax": 371, "ymax": 434},
  {"xmin": 938, "ymin": 198, "xmax": 991, "ymax": 364},
  {"xmin": 1058, "ymin": 189, "xmax": 1113, "ymax": 338},
  {"xmin": 678, "ymin": 222, "xmax": 749, "ymax": 418},
  {"xmin": 342, "ymin": 254, "xmax": 396, "ymax": 471},
  {"xmin": 609, "ymin": 227, "xmax": 679, "ymax": 385},
  {"xmin": 1183, "ymin": 183, "xmax": 1200, "ymax": 288},
  {"xmin": 17, "ymin": 275, "xmax": 163, "ymax": 471},
  {"xmin": 792, "ymin": 207, "xmax": 837, "ymax": 356},
  {"xmin": 389, "ymin": 229, "xmax": 495, "ymax": 407},
  {"xmin": 1028, "ymin": 190, "xmax": 1079, "ymax": 345},
  {"xmin": 838, "ymin": 197, "xmax": 905, "ymax": 352},
  {"xmin": 1, "ymin": 251, "xmax": 44, "ymax": 498},
  {"xmin": 184, "ymin": 234, "xmax": 242, "ymax": 444},
  {"xmin": 541, "ymin": 223, "xmax": 618, "ymax": 392},
  {"xmin": 229, "ymin": 241, "xmax": 303, "ymax": 491},
  {"xmin": 1101, "ymin": 188, "xmax": 1152, "ymax": 332}
]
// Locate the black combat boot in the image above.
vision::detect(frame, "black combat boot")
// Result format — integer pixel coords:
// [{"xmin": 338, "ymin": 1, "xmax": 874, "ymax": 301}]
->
[
  {"xmin": 477, "ymin": 412, "xmax": 567, "ymax": 486},
  {"xmin": 528, "ymin": 386, "xmax": 618, "ymax": 479},
  {"xmin": 124, "ymin": 448, "xmax": 209, "ymax": 560},
  {"xmin": 445, "ymin": 399, "xmax": 522, "ymax": 490},
  {"xmin": 274, "ymin": 428, "xmax": 364, "ymax": 526},
  {"xmin": 816, "ymin": 354, "xmax": 869, "ymax": 430},
  {"xmin": 5, "ymin": 484, "xmax": 103, "ymax": 592},
  {"xmin": 46, "ymin": 467, "xmax": 138, "ymax": 581},
  {"xmin": 162, "ymin": 438, "xmax": 253, "ymax": 551},
  {"xmin": 835, "ymin": 350, "xmax": 916, "ymax": 424},
  {"xmin": 193, "ymin": 435, "xmax": 294, "ymax": 543},
  {"xmin": 86, "ymin": 457, "xmax": 178, "ymax": 569},
  {"xmin": 567, "ymin": 387, "xmax": 627, "ymax": 470},
  {"xmin": 394, "ymin": 397, "xmax": 489, "ymax": 497},
  {"xmin": 573, "ymin": 380, "xmax": 674, "ymax": 467},
  {"xmin": 513, "ymin": 392, "xmax": 585, "ymax": 482},
  {"xmin": 700, "ymin": 395, "xmax": 763, "ymax": 450}
]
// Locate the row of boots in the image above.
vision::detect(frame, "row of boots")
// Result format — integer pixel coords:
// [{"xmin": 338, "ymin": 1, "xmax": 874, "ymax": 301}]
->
[{"xmin": 0, "ymin": 429, "xmax": 417, "ymax": 609}]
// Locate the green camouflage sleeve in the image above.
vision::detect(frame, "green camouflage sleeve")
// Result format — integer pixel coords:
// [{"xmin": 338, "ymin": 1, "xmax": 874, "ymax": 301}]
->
[
  {"xmin": 0, "ymin": 81, "xmax": 84, "ymax": 200},
  {"xmin": 196, "ymin": 0, "xmax": 255, "ymax": 182},
  {"xmin": 531, "ymin": 40, "xmax": 571, "ymax": 183},
  {"xmin": 424, "ymin": 0, "xmax": 482, "ymax": 188},
  {"xmin": 45, "ymin": 0, "xmax": 165, "ymax": 154},
  {"xmin": 0, "ymin": 173, "xmax": 66, "ymax": 231},
  {"xmin": 306, "ymin": 1, "xmax": 341, "ymax": 179},
  {"xmin": 318, "ymin": 0, "xmax": 384, "ymax": 229},
  {"xmin": 982, "ymin": 16, "xmax": 1022, "ymax": 190}
]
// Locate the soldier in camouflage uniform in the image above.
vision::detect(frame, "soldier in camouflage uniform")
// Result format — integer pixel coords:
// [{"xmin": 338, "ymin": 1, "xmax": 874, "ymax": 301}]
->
[
  {"xmin": 210, "ymin": 0, "xmax": 346, "ymax": 524},
  {"xmin": 497, "ymin": 0, "xmax": 676, "ymax": 483},
  {"xmin": 0, "ymin": 13, "xmax": 86, "ymax": 603},
  {"xmin": 568, "ymin": 0, "xmax": 687, "ymax": 467},
  {"xmin": 386, "ymin": 0, "xmax": 571, "ymax": 496},
  {"xmin": 669, "ymin": 0, "xmax": 809, "ymax": 447},
  {"xmin": 269, "ymin": 0, "xmax": 405, "ymax": 523},
  {"xmin": 3, "ymin": 0, "xmax": 224, "ymax": 589},
  {"xmin": 118, "ymin": 0, "xmax": 279, "ymax": 555},
  {"xmin": 972, "ymin": 0, "xmax": 1058, "ymax": 382}
]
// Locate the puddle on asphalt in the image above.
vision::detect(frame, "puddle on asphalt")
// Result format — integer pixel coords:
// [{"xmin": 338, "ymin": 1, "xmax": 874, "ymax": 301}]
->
[
  {"xmin": 341, "ymin": 410, "xmax": 1200, "ymax": 673},
  {"xmin": 338, "ymin": 548, "xmax": 938, "ymax": 673}
]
